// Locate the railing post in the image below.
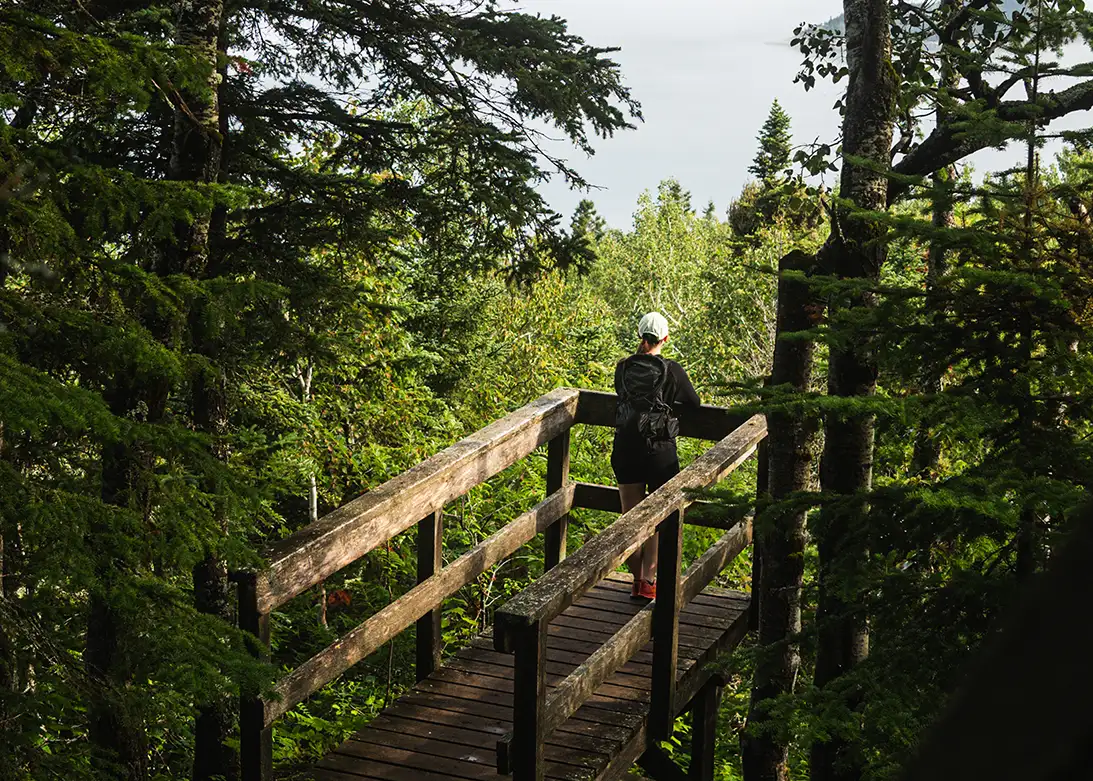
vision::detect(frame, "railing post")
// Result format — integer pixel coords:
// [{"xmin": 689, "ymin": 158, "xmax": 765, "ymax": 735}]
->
[
  {"xmin": 508, "ymin": 619, "xmax": 547, "ymax": 781},
  {"xmin": 750, "ymin": 436, "xmax": 769, "ymax": 633},
  {"xmin": 650, "ymin": 506, "xmax": 683, "ymax": 741},
  {"xmin": 689, "ymin": 678, "xmax": 723, "ymax": 780},
  {"xmin": 238, "ymin": 575, "xmax": 272, "ymax": 781},
  {"xmin": 416, "ymin": 509, "xmax": 443, "ymax": 681},
  {"xmin": 544, "ymin": 430, "xmax": 570, "ymax": 570}
]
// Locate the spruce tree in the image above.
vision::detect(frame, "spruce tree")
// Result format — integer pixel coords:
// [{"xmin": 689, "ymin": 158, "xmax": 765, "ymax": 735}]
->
[
  {"xmin": 749, "ymin": 100, "xmax": 794, "ymax": 184},
  {"xmin": 0, "ymin": 1, "xmax": 639, "ymax": 777}
]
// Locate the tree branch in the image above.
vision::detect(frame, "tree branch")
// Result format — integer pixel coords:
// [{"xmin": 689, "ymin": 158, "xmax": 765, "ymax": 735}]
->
[{"xmin": 890, "ymin": 77, "xmax": 1093, "ymax": 203}]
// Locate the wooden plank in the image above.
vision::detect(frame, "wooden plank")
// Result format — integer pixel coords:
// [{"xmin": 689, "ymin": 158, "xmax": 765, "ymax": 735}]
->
[
  {"xmin": 253, "ymin": 387, "xmax": 580, "ymax": 613},
  {"xmin": 541, "ymin": 601, "xmax": 653, "ymax": 740},
  {"xmin": 674, "ymin": 607, "xmax": 749, "ymax": 714},
  {"xmin": 550, "ymin": 616, "xmax": 716, "ymax": 652},
  {"xmin": 506, "ymin": 619, "xmax": 546, "ymax": 780},
  {"xmin": 445, "ymin": 653, "xmax": 652, "ymax": 693},
  {"xmin": 429, "ymin": 666, "xmax": 649, "ymax": 708},
  {"xmin": 575, "ymin": 389, "xmax": 750, "ymax": 441},
  {"xmin": 362, "ymin": 712, "xmax": 609, "ymax": 767},
  {"xmin": 679, "ymin": 521, "xmax": 753, "ymax": 607},
  {"xmin": 578, "ymin": 590, "xmax": 731, "ymax": 622},
  {"xmin": 638, "ymin": 745, "xmax": 689, "ymax": 781},
  {"xmin": 265, "ymin": 486, "xmax": 575, "ymax": 726},
  {"xmin": 572, "ymin": 482, "xmax": 621, "ymax": 514},
  {"xmin": 650, "ymin": 508, "xmax": 683, "ymax": 741},
  {"xmin": 689, "ymin": 680, "xmax": 722, "ymax": 781},
  {"xmin": 468, "ymin": 635, "xmax": 657, "ymax": 670},
  {"xmin": 552, "ymin": 612, "xmax": 725, "ymax": 646},
  {"xmin": 573, "ymin": 482, "xmax": 734, "ymax": 529},
  {"xmin": 567, "ymin": 598, "xmax": 735, "ymax": 630},
  {"xmin": 345, "ymin": 735, "xmax": 595, "ymax": 781},
  {"xmin": 416, "ymin": 510, "xmax": 443, "ymax": 682},
  {"xmin": 544, "ymin": 432, "xmax": 570, "ymax": 570},
  {"xmin": 494, "ymin": 415, "xmax": 766, "ymax": 649},
  {"xmin": 595, "ymin": 720, "xmax": 649, "ymax": 781},
  {"xmin": 387, "ymin": 695, "xmax": 630, "ymax": 750},
  {"xmin": 238, "ymin": 574, "xmax": 272, "ymax": 781},
  {"xmin": 395, "ymin": 691, "xmax": 636, "ymax": 742}
]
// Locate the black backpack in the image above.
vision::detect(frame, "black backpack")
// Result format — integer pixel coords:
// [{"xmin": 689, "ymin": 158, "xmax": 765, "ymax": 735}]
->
[{"xmin": 615, "ymin": 355, "xmax": 680, "ymax": 445}]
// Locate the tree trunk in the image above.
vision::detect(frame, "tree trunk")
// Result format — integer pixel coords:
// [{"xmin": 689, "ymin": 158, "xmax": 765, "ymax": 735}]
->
[
  {"xmin": 87, "ymin": 392, "xmax": 149, "ymax": 781},
  {"xmin": 743, "ymin": 250, "xmax": 818, "ymax": 781},
  {"xmin": 811, "ymin": 1, "xmax": 896, "ymax": 780},
  {"xmin": 164, "ymin": 1, "xmax": 231, "ymax": 777}
]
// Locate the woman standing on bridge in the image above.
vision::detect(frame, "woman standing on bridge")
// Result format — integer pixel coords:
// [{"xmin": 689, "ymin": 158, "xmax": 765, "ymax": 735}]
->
[{"xmin": 612, "ymin": 312, "xmax": 701, "ymax": 600}]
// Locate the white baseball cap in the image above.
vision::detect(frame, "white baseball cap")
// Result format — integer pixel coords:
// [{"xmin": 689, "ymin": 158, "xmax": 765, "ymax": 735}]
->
[{"xmin": 638, "ymin": 311, "xmax": 670, "ymax": 342}]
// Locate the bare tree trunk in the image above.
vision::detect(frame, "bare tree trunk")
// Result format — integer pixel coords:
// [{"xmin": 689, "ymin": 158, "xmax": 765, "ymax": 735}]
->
[
  {"xmin": 743, "ymin": 250, "xmax": 818, "ymax": 781},
  {"xmin": 811, "ymin": 1, "xmax": 896, "ymax": 780}
]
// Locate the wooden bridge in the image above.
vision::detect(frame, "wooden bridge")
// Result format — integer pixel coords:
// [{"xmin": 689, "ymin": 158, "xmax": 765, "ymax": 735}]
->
[{"xmin": 232, "ymin": 388, "xmax": 768, "ymax": 781}]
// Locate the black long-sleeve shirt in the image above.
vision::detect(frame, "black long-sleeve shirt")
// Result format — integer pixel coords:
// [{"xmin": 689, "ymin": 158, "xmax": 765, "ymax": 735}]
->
[{"xmin": 612, "ymin": 354, "xmax": 701, "ymax": 460}]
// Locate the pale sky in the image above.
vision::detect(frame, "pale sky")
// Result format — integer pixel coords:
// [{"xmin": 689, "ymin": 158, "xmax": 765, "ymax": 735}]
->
[
  {"xmin": 513, "ymin": 1, "xmax": 1090, "ymax": 229},
  {"xmin": 513, "ymin": 0, "xmax": 846, "ymax": 227}
]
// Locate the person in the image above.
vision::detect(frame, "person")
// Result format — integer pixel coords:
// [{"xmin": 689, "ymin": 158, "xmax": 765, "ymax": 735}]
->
[{"xmin": 611, "ymin": 311, "xmax": 701, "ymax": 600}]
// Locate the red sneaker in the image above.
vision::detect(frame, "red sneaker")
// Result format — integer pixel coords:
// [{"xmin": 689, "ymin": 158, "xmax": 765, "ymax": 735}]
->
[{"xmin": 636, "ymin": 579, "xmax": 656, "ymax": 600}]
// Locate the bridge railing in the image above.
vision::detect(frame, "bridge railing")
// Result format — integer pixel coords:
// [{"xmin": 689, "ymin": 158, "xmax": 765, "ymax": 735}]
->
[
  {"xmin": 233, "ymin": 388, "xmax": 582, "ymax": 780},
  {"xmin": 231, "ymin": 387, "xmax": 761, "ymax": 781},
  {"xmin": 492, "ymin": 408, "xmax": 768, "ymax": 781}
]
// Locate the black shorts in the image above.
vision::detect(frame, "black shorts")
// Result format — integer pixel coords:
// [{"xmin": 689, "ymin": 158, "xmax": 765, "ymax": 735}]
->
[{"xmin": 611, "ymin": 443, "xmax": 680, "ymax": 493}]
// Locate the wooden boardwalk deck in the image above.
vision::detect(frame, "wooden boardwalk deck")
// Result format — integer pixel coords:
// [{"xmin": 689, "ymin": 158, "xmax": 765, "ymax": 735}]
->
[{"xmin": 309, "ymin": 573, "xmax": 749, "ymax": 781}]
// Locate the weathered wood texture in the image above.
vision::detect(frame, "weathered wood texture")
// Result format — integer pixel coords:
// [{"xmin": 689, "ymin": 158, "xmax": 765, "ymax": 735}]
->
[
  {"xmin": 544, "ymin": 432, "xmax": 571, "ymax": 571},
  {"xmin": 532, "ymin": 521, "xmax": 750, "ymax": 747},
  {"xmin": 305, "ymin": 573, "xmax": 750, "ymax": 781},
  {"xmin": 576, "ymin": 390, "xmax": 749, "ymax": 442},
  {"xmin": 252, "ymin": 388, "xmax": 580, "ymax": 613},
  {"xmin": 495, "ymin": 416, "xmax": 767, "ymax": 646},
  {"xmin": 265, "ymin": 486, "xmax": 575, "ymax": 726},
  {"xmin": 649, "ymin": 508, "xmax": 683, "ymax": 740},
  {"xmin": 690, "ymin": 680, "xmax": 723, "ymax": 781},
  {"xmin": 238, "ymin": 575, "xmax": 272, "ymax": 781},
  {"xmin": 416, "ymin": 510, "xmax": 443, "ymax": 682}
]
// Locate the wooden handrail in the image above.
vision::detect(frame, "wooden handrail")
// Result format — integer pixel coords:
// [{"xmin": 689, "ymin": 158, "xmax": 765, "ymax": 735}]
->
[
  {"xmin": 246, "ymin": 387, "xmax": 580, "ymax": 613},
  {"xmin": 493, "ymin": 415, "xmax": 767, "ymax": 649},
  {"xmin": 262, "ymin": 483, "xmax": 576, "ymax": 726},
  {"xmin": 575, "ymin": 389, "xmax": 750, "ymax": 441},
  {"xmin": 573, "ymin": 481, "xmax": 747, "ymax": 529}
]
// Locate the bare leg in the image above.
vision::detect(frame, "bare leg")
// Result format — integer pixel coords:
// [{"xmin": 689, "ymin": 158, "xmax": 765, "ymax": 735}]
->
[
  {"xmin": 619, "ymin": 483, "xmax": 646, "ymax": 577},
  {"xmin": 641, "ymin": 534, "xmax": 658, "ymax": 582}
]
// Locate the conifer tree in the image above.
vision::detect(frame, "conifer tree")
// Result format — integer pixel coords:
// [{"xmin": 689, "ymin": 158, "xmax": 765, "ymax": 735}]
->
[
  {"xmin": 750, "ymin": 100, "xmax": 794, "ymax": 185},
  {"xmin": 0, "ymin": 1, "xmax": 639, "ymax": 777}
]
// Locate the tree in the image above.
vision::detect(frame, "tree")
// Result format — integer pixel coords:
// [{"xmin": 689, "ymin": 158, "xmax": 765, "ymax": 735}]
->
[
  {"xmin": 750, "ymin": 100, "xmax": 794, "ymax": 185},
  {"xmin": 810, "ymin": 2, "xmax": 897, "ymax": 781},
  {"xmin": 742, "ymin": 250, "xmax": 819, "ymax": 781},
  {"xmin": 0, "ymin": 1, "xmax": 639, "ymax": 777},
  {"xmin": 571, "ymin": 199, "xmax": 607, "ymax": 244}
]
